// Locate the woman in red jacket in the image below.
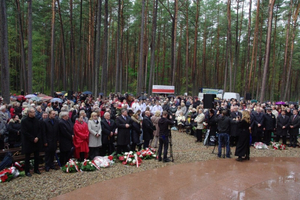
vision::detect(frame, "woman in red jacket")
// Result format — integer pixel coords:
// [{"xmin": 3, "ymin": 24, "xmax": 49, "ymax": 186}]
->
[{"xmin": 73, "ymin": 115, "xmax": 89, "ymax": 161}]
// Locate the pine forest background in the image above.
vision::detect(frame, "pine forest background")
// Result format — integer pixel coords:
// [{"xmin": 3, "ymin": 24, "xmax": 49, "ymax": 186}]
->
[{"xmin": 0, "ymin": 0, "xmax": 300, "ymax": 103}]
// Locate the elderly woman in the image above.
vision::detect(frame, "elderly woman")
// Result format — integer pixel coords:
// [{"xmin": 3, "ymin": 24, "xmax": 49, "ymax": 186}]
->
[
  {"xmin": 73, "ymin": 115, "xmax": 89, "ymax": 161},
  {"xmin": 194, "ymin": 109, "xmax": 205, "ymax": 142},
  {"xmin": 79, "ymin": 110, "xmax": 89, "ymax": 123},
  {"xmin": 150, "ymin": 111, "xmax": 161, "ymax": 148},
  {"xmin": 176, "ymin": 111, "xmax": 186, "ymax": 132},
  {"xmin": 7, "ymin": 115, "xmax": 22, "ymax": 147},
  {"xmin": 88, "ymin": 112, "xmax": 102, "ymax": 159}
]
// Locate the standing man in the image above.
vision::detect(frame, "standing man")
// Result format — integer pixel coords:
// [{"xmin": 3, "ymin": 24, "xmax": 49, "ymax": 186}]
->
[
  {"xmin": 42, "ymin": 110, "xmax": 59, "ymax": 171},
  {"xmin": 151, "ymin": 101, "xmax": 163, "ymax": 115},
  {"xmin": 230, "ymin": 105, "xmax": 242, "ymax": 146},
  {"xmin": 115, "ymin": 109, "xmax": 132, "ymax": 154},
  {"xmin": 142, "ymin": 111, "xmax": 155, "ymax": 149},
  {"xmin": 101, "ymin": 112, "xmax": 116, "ymax": 155},
  {"xmin": 289, "ymin": 109, "xmax": 300, "ymax": 148},
  {"xmin": 276, "ymin": 110, "xmax": 289, "ymax": 145},
  {"xmin": 158, "ymin": 111, "xmax": 174, "ymax": 162},
  {"xmin": 250, "ymin": 107, "xmax": 264, "ymax": 144},
  {"xmin": 263, "ymin": 107, "xmax": 276, "ymax": 145},
  {"xmin": 58, "ymin": 112, "xmax": 74, "ymax": 165},
  {"xmin": 216, "ymin": 110, "xmax": 231, "ymax": 158},
  {"xmin": 21, "ymin": 107, "xmax": 41, "ymax": 177}
]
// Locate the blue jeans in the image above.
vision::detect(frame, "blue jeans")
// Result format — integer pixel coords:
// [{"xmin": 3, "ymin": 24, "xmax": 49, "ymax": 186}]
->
[{"xmin": 218, "ymin": 133, "xmax": 230, "ymax": 158}]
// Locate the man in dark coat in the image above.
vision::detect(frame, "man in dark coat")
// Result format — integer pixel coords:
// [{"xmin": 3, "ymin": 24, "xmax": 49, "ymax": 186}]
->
[
  {"xmin": 42, "ymin": 110, "xmax": 59, "ymax": 171},
  {"xmin": 58, "ymin": 111, "xmax": 74, "ymax": 165},
  {"xmin": 250, "ymin": 107, "xmax": 264, "ymax": 144},
  {"xmin": 21, "ymin": 107, "xmax": 41, "ymax": 177},
  {"xmin": 230, "ymin": 105, "xmax": 242, "ymax": 146},
  {"xmin": 158, "ymin": 111, "xmax": 174, "ymax": 162},
  {"xmin": 289, "ymin": 109, "xmax": 300, "ymax": 148},
  {"xmin": 276, "ymin": 110, "xmax": 289, "ymax": 145},
  {"xmin": 142, "ymin": 111, "xmax": 155, "ymax": 149},
  {"xmin": 101, "ymin": 112, "xmax": 116, "ymax": 155},
  {"xmin": 115, "ymin": 109, "xmax": 133, "ymax": 154},
  {"xmin": 263, "ymin": 108, "xmax": 276, "ymax": 145}
]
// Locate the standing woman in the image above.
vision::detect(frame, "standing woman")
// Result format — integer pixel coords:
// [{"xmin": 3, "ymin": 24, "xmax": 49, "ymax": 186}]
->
[
  {"xmin": 88, "ymin": 112, "xmax": 102, "ymax": 159},
  {"xmin": 150, "ymin": 111, "xmax": 161, "ymax": 148},
  {"xmin": 235, "ymin": 111, "xmax": 251, "ymax": 161},
  {"xmin": 73, "ymin": 115, "xmax": 89, "ymax": 161},
  {"xmin": 7, "ymin": 115, "xmax": 22, "ymax": 147},
  {"xmin": 194, "ymin": 109, "xmax": 205, "ymax": 142}
]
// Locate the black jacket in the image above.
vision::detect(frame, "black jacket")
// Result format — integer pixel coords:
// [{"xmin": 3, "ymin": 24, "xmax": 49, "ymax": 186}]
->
[
  {"xmin": 216, "ymin": 115, "xmax": 231, "ymax": 134},
  {"xmin": 101, "ymin": 119, "xmax": 116, "ymax": 144},
  {"xmin": 21, "ymin": 116, "xmax": 41, "ymax": 154},
  {"xmin": 58, "ymin": 118, "xmax": 74, "ymax": 152},
  {"xmin": 142, "ymin": 116, "xmax": 154, "ymax": 140},
  {"xmin": 7, "ymin": 120, "xmax": 21, "ymax": 144},
  {"xmin": 276, "ymin": 115, "xmax": 289, "ymax": 136},
  {"xmin": 263, "ymin": 113, "xmax": 276, "ymax": 131},
  {"xmin": 42, "ymin": 118, "xmax": 59, "ymax": 152},
  {"xmin": 158, "ymin": 117, "xmax": 174, "ymax": 136},
  {"xmin": 115, "ymin": 115, "xmax": 133, "ymax": 145},
  {"xmin": 230, "ymin": 111, "xmax": 242, "ymax": 136}
]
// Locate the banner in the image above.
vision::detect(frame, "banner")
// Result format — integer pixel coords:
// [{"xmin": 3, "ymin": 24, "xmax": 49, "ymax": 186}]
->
[{"xmin": 152, "ymin": 85, "xmax": 175, "ymax": 94}]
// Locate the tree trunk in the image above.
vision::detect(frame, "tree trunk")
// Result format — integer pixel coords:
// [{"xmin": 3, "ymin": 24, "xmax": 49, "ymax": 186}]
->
[
  {"xmin": 137, "ymin": 0, "xmax": 145, "ymax": 95},
  {"xmin": 243, "ymin": 0, "xmax": 251, "ymax": 98},
  {"xmin": 115, "ymin": 0, "xmax": 121, "ymax": 93},
  {"xmin": 215, "ymin": 5, "xmax": 220, "ymax": 88},
  {"xmin": 148, "ymin": 0, "xmax": 158, "ymax": 95},
  {"xmin": 171, "ymin": 0, "xmax": 178, "ymax": 86},
  {"xmin": 227, "ymin": 0, "xmax": 232, "ymax": 92},
  {"xmin": 270, "ymin": 5, "xmax": 278, "ymax": 101},
  {"xmin": 283, "ymin": 2, "xmax": 300, "ymax": 100},
  {"xmin": 248, "ymin": 0, "xmax": 260, "ymax": 94},
  {"xmin": 16, "ymin": 0, "xmax": 27, "ymax": 93},
  {"xmin": 233, "ymin": 0, "xmax": 239, "ymax": 91},
  {"xmin": 0, "ymin": 0, "xmax": 10, "ymax": 103},
  {"xmin": 95, "ymin": 0, "xmax": 102, "ymax": 96},
  {"xmin": 192, "ymin": 0, "xmax": 200, "ymax": 95},
  {"xmin": 50, "ymin": 0, "xmax": 56, "ymax": 96},
  {"xmin": 281, "ymin": 0, "xmax": 292, "ymax": 99},
  {"xmin": 27, "ymin": 0, "xmax": 33, "ymax": 93},
  {"xmin": 57, "ymin": 0, "xmax": 66, "ymax": 91},
  {"xmin": 185, "ymin": 0, "xmax": 189, "ymax": 94},
  {"xmin": 101, "ymin": 0, "xmax": 108, "ymax": 96},
  {"xmin": 202, "ymin": 16, "xmax": 207, "ymax": 88}
]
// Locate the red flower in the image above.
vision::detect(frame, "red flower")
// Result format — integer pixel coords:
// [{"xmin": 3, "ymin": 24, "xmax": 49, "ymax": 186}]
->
[
  {"xmin": 119, "ymin": 156, "xmax": 124, "ymax": 161},
  {"xmin": 1, "ymin": 174, "xmax": 8, "ymax": 182},
  {"xmin": 84, "ymin": 162, "xmax": 87, "ymax": 166},
  {"xmin": 122, "ymin": 161, "xmax": 127, "ymax": 165},
  {"xmin": 70, "ymin": 165, "xmax": 73, "ymax": 168},
  {"xmin": 65, "ymin": 165, "xmax": 68, "ymax": 168},
  {"xmin": 137, "ymin": 152, "xmax": 141, "ymax": 156},
  {"xmin": 129, "ymin": 155, "xmax": 134, "ymax": 158},
  {"xmin": 108, "ymin": 155, "xmax": 113, "ymax": 160}
]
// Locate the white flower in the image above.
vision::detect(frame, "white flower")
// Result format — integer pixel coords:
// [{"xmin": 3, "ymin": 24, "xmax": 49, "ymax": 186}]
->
[
  {"xmin": 128, "ymin": 158, "xmax": 132, "ymax": 162},
  {"xmin": 129, "ymin": 151, "xmax": 133, "ymax": 154},
  {"xmin": 153, "ymin": 154, "xmax": 156, "ymax": 157},
  {"xmin": 132, "ymin": 160, "xmax": 136, "ymax": 164},
  {"xmin": 124, "ymin": 152, "xmax": 129, "ymax": 155}
]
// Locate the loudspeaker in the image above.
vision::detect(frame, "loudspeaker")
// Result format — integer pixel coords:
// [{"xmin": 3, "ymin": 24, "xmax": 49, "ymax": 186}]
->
[
  {"xmin": 203, "ymin": 94, "xmax": 216, "ymax": 108},
  {"xmin": 246, "ymin": 93, "xmax": 251, "ymax": 100},
  {"xmin": 68, "ymin": 91, "xmax": 73, "ymax": 100}
]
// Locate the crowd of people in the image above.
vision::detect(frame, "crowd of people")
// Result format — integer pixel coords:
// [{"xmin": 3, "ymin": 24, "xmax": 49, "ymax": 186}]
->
[{"xmin": 0, "ymin": 93, "xmax": 299, "ymax": 176}]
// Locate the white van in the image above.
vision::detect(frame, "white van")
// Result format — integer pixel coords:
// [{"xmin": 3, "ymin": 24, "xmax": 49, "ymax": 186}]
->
[{"xmin": 223, "ymin": 92, "xmax": 240, "ymax": 100}]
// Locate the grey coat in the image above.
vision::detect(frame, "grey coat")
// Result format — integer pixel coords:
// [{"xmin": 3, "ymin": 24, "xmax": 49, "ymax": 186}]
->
[{"xmin": 88, "ymin": 119, "xmax": 102, "ymax": 147}]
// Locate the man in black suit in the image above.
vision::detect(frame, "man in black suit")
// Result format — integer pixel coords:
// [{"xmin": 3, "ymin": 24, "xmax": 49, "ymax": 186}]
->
[
  {"xmin": 276, "ymin": 110, "xmax": 289, "ymax": 145},
  {"xmin": 158, "ymin": 111, "xmax": 174, "ymax": 162},
  {"xmin": 289, "ymin": 109, "xmax": 300, "ymax": 148},
  {"xmin": 101, "ymin": 112, "xmax": 116, "ymax": 155},
  {"xmin": 230, "ymin": 105, "xmax": 242, "ymax": 146},
  {"xmin": 263, "ymin": 107, "xmax": 276, "ymax": 145},
  {"xmin": 42, "ymin": 110, "xmax": 59, "ymax": 171},
  {"xmin": 142, "ymin": 111, "xmax": 155, "ymax": 149},
  {"xmin": 115, "ymin": 109, "xmax": 132, "ymax": 154},
  {"xmin": 250, "ymin": 107, "xmax": 264, "ymax": 144},
  {"xmin": 58, "ymin": 111, "xmax": 74, "ymax": 165},
  {"xmin": 21, "ymin": 107, "xmax": 41, "ymax": 177}
]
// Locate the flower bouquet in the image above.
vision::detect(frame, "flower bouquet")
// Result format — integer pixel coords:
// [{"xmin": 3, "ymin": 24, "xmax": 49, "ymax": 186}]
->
[
  {"xmin": 138, "ymin": 148, "xmax": 157, "ymax": 160},
  {"xmin": 0, "ymin": 167, "xmax": 19, "ymax": 183},
  {"xmin": 62, "ymin": 159, "xmax": 80, "ymax": 173},
  {"xmin": 13, "ymin": 161, "xmax": 25, "ymax": 171},
  {"xmin": 271, "ymin": 142, "xmax": 286, "ymax": 150},
  {"xmin": 80, "ymin": 159, "xmax": 96, "ymax": 171},
  {"xmin": 254, "ymin": 142, "xmax": 269, "ymax": 150},
  {"xmin": 92, "ymin": 156, "xmax": 115, "ymax": 169},
  {"xmin": 118, "ymin": 151, "xmax": 142, "ymax": 167}
]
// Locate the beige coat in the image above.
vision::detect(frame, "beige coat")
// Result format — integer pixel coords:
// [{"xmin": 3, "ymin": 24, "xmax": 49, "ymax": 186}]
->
[
  {"xmin": 88, "ymin": 120, "xmax": 102, "ymax": 147},
  {"xmin": 176, "ymin": 115, "xmax": 186, "ymax": 126},
  {"xmin": 151, "ymin": 116, "xmax": 161, "ymax": 137},
  {"xmin": 194, "ymin": 113, "xmax": 205, "ymax": 130}
]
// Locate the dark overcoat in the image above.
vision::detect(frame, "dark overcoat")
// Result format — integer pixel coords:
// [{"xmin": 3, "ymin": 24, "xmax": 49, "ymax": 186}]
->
[
  {"xmin": 115, "ymin": 115, "xmax": 132, "ymax": 145},
  {"xmin": 42, "ymin": 118, "xmax": 59, "ymax": 152},
  {"xmin": 276, "ymin": 115, "xmax": 289, "ymax": 136},
  {"xmin": 289, "ymin": 115, "xmax": 300, "ymax": 136},
  {"xmin": 101, "ymin": 119, "xmax": 116, "ymax": 145},
  {"xmin": 142, "ymin": 116, "xmax": 154, "ymax": 141},
  {"xmin": 21, "ymin": 117, "xmax": 41, "ymax": 154},
  {"xmin": 230, "ymin": 111, "xmax": 242, "ymax": 136},
  {"xmin": 58, "ymin": 119, "xmax": 74, "ymax": 152}
]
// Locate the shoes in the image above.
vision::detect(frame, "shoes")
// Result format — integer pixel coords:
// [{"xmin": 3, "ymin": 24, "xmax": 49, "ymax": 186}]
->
[
  {"xmin": 226, "ymin": 156, "xmax": 231, "ymax": 158},
  {"xmin": 26, "ymin": 172, "xmax": 32, "ymax": 177},
  {"xmin": 163, "ymin": 158, "xmax": 171, "ymax": 163},
  {"xmin": 34, "ymin": 170, "xmax": 41, "ymax": 175},
  {"xmin": 45, "ymin": 168, "xmax": 50, "ymax": 172},
  {"xmin": 236, "ymin": 158, "xmax": 243, "ymax": 162},
  {"xmin": 288, "ymin": 144, "xmax": 292, "ymax": 147},
  {"xmin": 242, "ymin": 157, "xmax": 250, "ymax": 160},
  {"xmin": 158, "ymin": 158, "xmax": 162, "ymax": 162}
]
